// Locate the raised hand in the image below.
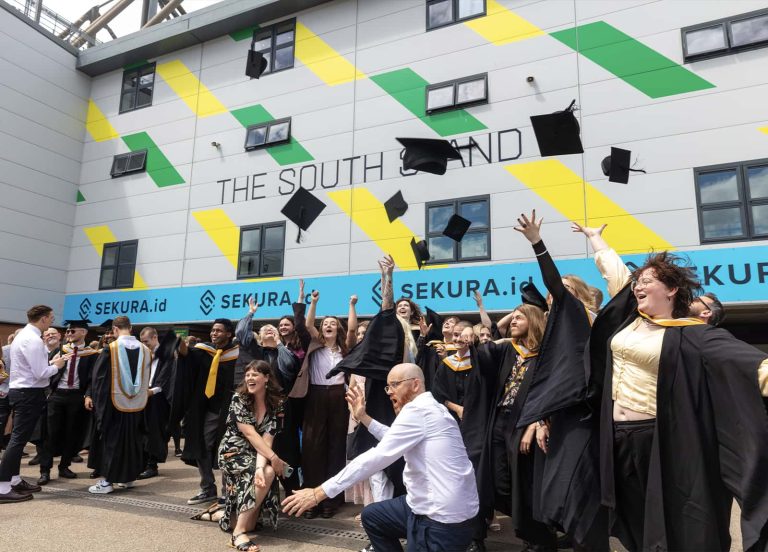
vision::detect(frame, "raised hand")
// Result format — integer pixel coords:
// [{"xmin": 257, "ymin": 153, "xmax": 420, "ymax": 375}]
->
[
  {"xmin": 378, "ymin": 254, "xmax": 395, "ymax": 276},
  {"xmin": 514, "ymin": 209, "xmax": 543, "ymax": 244},
  {"xmin": 298, "ymin": 279, "xmax": 305, "ymax": 302},
  {"xmin": 350, "ymin": 295, "xmax": 358, "ymax": 306},
  {"xmin": 570, "ymin": 221, "xmax": 607, "ymax": 238},
  {"xmin": 473, "ymin": 290, "xmax": 483, "ymax": 307},
  {"xmin": 345, "ymin": 383, "xmax": 367, "ymax": 422},
  {"xmin": 248, "ymin": 296, "xmax": 258, "ymax": 315},
  {"xmin": 418, "ymin": 316, "xmax": 432, "ymax": 337},
  {"xmin": 310, "ymin": 290, "xmax": 319, "ymax": 303}
]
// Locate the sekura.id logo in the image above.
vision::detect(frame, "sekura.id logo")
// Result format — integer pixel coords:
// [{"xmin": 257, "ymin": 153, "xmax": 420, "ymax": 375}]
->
[
  {"xmin": 199, "ymin": 290, "xmax": 216, "ymax": 316},
  {"xmin": 78, "ymin": 298, "xmax": 92, "ymax": 319},
  {"xmin": 371, "ymin": 279, "xmax": 382, "ymax": 308}
]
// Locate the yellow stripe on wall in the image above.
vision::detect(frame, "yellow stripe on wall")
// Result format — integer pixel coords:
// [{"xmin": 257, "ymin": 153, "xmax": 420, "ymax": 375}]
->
[
  {"xmin": 464, "ymin": 0, "xmax": 545, "ymax": 45},
  {"xmin": 760, "ymin": 126, "xmax": 768, "ymax": 134},
  {"xmin": 83, "ymin": 226, "xmax": 147, "ymax": 289},
  {"xmin": 294, "ymin": 22, "xmax": 366, "ymax": 86},
  {"xmin": 505, "ymin": 160, "xmax": 673, "ymax": 254},
  {"xmin": 327, "ymin": 188, "xmax": 419, "ymax": 269},
  {"xmin": 85, "ymin": 100, "xmax": 119, "ymax": 142},
  {"xmin": 192, "ymin": 209, "xmax": 240, "ymax": 269},
  {"xmin": 155, "ymin": 60, "xmax": 228, "ymax": 118}
]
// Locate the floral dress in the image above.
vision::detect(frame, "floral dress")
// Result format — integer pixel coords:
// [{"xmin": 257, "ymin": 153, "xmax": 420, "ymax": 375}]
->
[{"xmin": 217, "ymin": 392, "xmax": 280, "ymax": 533}]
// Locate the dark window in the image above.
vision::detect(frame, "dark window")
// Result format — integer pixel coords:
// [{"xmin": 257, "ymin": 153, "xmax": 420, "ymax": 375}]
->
[
  {"xmin": 425, "ymin": 196, "xmax": 490, "ymax": 263},
  {"xmin": 238, "ymin": 222, "xmax": 286, "ymax": 278},
  {"xmin": 99, "ymin": 240, "xmax": 138, "ymax": 290},
  {"xmin": 251, "ymin": 19, "xmax": 295, "ymax": 76},
  {"xmin": 120, "ymin": 63, "xmax": 155, "ymax": 113},
  {"xmin": 682, "ymin": 9, "xmax": 768, "ymax": 62},
  {"xmin": 426, "ymin": 73, "xmax": 488, "ymax": 114},
  {"xmin": 110, "ymin": 150, "xmax": 147, "ymax": 178},
  {"xmin": 694, "ymin": 158, "xmax": 768, "ymax": 242},
  {"xmin": 244, "ymin": 118, "xmax": 291, "ymax": 151},
  {"xmin": 426, "ymin": 0, "xmax": 486, "ymax": 31}
]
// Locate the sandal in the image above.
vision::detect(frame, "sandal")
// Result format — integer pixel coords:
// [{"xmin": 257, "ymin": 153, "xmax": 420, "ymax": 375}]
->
[
  {"xmin": 191, "ymin": 501, "xmax": 222, "ymax": 521},
  {"xmin": 229, "ymin": 532, "xmax": 260, "ymax": 552}
]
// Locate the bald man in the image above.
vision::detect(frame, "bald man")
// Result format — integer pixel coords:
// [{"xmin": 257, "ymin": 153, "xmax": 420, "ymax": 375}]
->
[{"xmin": 283, "ymin": 363, "xmax": 478, "ymax": 551}]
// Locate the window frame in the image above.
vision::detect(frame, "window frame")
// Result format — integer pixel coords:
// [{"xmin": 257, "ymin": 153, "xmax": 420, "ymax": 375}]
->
[
  {"xmin": 250, "ymin": 18, "xmax": 296, "ymax": 76},
  {"xmin": 426, "ymin": 0, "xmax": 487, "ymax": 31},
  {"xmin": 99, "ymin": 240, "xmax": 138, "ymax": 290},
  {"xmin": 425, "ymin": 195, "xmax": 491, "ymax": 264},
  {"xmin": 119, "ymin": 62, "xmax": 156, "ymax": 114},
  {"xmin": 237, "ymin": 222, "xmax": 286, "ymax": 279},
  {"xmin": 243, "ymin": 117, "xmax": 292, "ymax": 151},
  {"xmin": 682, "ymin": 8, "xmax": 768, "ymax": 62},
  {"xmin": 694, "ymin": 158, "xmax": 768, "ymax": 243},
  {"xmin": 425, "ymin": 73, "xmax": 489, "ymax": 115},
  {"xmin": 110, "ymin": 149, "xmax": 148, "ymax": 178}
]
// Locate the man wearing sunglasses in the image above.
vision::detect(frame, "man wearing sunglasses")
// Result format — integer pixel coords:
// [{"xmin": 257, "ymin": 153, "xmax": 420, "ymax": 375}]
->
[
  {"xmin": 283, "ymin": 362, "xmax": 478, "ymax": 552},
  {"xmin": 688, "ymin": 292, "xmax": 725, "ymax": 326}
]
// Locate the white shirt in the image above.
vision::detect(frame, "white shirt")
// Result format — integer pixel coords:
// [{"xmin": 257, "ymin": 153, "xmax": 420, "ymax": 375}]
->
[
  {"xmin": 310, "ymin": 346, "xmax": 345, "ymax": 385},
  {"xmin": 322, "ymin": 392, "xmax": 479, "ymax": 524},
  {"xmin": 9, "ymin": 324, "xmax": 58, "ymax": 389}
]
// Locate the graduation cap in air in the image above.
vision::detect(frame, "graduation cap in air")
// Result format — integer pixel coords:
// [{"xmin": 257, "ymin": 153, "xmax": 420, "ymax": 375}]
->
[
  {"xmin": 442, "ymin": 214, "xmax": 471, "ymax": 242},
  {"xmin": 520, "ymin": 281, "xmax": 548, "ymax": 312},
  {"xmin": 410, "ymin": 238, "xmax": 430, "ymax": 269},
  {"xmin": 245, "ymin": 49, "xmax": 268, "ymax": 79},
  {"xmin": 64, "ymin": 319, "xmax": 91, "ymax": 330},
  {"xmin": 281, "ymin": 187, "xmax": 327, "ymax": 243},
  {"xmin": 600, "ymin": 147, "xmax": 646, "ymax": 184},
  {"xmin": 396, "ymin": 137, "xmax": 463, "ymax": 175},
  {"xmin": 384, "ymin": 191, "xmax": 408, "ymax": 223},
  {"xmin": 530, "ymin": 100, "xmax": 584, "ymax": 157}
]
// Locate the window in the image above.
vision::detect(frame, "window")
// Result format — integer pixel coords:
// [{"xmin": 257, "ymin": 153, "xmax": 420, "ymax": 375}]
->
[
  {"xmin": 251, "ymin": 19, "xmax": 295, "ymax": 75},
  {"xmin": 427, "ymin": 0, "xmax": 485, "ymax": 31},
  {"xmin": 682, "ymin": 9, "xmax": 768, "ymax": 62},
  {"xmin": 120, "ymin": 63, "xmax": 155, "ymax": 113},
  {"xmin": 426, "ymin": 73, "xmax": 488, "ymax": 114},
  {"xmin": 694, "ymin": 158, "xmax": 768, "ymax": 242},
  {"xmin": 238, "ymin": 223, "xmax": 286, "ymax": 278},
  {"xmin": 110, "ymin": 150, "xmax": 147, "ymax": 178},
  {"xmin": 425, "ymin": 196, "xmax": 490, "ymax": 263},
  {"xmin": 99, "ymin": 240, "xmax": 138, "ymax": 290},
  {"xmin": 244, "ymin": 118, "xmax": 291, "ymax": 151}
]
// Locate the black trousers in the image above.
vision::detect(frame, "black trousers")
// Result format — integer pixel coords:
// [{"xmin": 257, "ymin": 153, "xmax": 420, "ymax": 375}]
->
[
  {"xmin": 197, "ymin": 410, "xmax": 222, "ymax": 494},
  {"xmin": 0, "ymin": 388, "xmax": 46, "ymax": 482},
  {"xmin": 40, "ymin": 389, "xmax": 86, "ymax": 472},
  {"xmin": 302, "ymin": 384, "xmax": 347, "ymax": 510},
  {"xmin": 612, "ymin": 418, "xmax": 655, "ymax": 552},
  {"xmin": 0, "ymin": 396, "xmax": 11, "ymax": 450}
]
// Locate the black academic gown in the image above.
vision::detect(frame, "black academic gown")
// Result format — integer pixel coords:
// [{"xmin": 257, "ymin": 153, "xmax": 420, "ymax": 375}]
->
[
  {"xmin": 591, "ymin": 285, "xmax": 768, "ymax": 552},
  {"xmin": 90, "ymin": 344, "xmax": 148, "ymax": 483},
  {"xmin": 143, "ymin": 331, "xmax": 177, "ymax": 463},
  {"xmin": 329, "ymin": 308, "xmax": 407, "ymax": 496}
]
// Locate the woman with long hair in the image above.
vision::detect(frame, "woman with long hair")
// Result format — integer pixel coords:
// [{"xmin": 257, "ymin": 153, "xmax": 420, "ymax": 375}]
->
[
  {"xmin": 287, "ymin": 288, "xmax": 349, "ymax": 519},
  {"xmin": 216, "ymin": 360, "xmax": 283, "ymax": 551},
  {"xmin": 574, "ymin": 222, "xmax": 768, "ymax": 552}
]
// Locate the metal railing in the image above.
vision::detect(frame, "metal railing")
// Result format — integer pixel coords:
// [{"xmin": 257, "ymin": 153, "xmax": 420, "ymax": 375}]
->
[{"xmin": 5, "ymin": 0, "xmax": 101, "ymax": 49}]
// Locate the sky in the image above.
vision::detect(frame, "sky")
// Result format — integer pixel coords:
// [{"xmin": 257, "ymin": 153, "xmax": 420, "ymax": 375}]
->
[{"xmin": 41, "ymin": 0, "xmax": 221, "ymax": 42}]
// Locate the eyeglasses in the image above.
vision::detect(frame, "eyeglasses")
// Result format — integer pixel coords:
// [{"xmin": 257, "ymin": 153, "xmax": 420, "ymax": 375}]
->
[
  {"xmin": 696, "ymin": 297, "xmax": 711, "ymax": 311},
  {"xmin": 384, "ymin": 378, "xmax": 416, "ymax": 394},
  {"xmin": 65, "ymin": 329, "xmax": 78, "ymax": 334},
  {"xmin": 630, "ymin": 277, "xmax": 658, "ymax": 290}
]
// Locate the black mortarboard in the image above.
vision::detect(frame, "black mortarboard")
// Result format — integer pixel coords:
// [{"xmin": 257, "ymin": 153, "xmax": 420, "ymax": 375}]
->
[
  {"xmin": 442, "ymin": 214, "xmax": 471, "ymax": 242},
  {"xmin": 64, "ymin": 319, "xmax": 91, "ymax": 330},
  {"xmin": 410, "ymin": 238, "xmax": 430, "ymax": 269},
  {"xmin": 98, "ymin": 319, "xmax": 113, "ymax": 332},
  {"xmin": 424, "ymin": 307, "xmax": 445, "ymax": 342},
  {"xmin": 530, "ymin": 100, "xmax": 584, "ymax": 157},
  {"xmin": 245, "ymin": 49, "xmax": 268, "ymax": 79},
  {"xmin": 601, "ymin": 147, "xmax": 645, "ymax": 184},
  {"xmin": 520, "ymin": 281, "xmax": 548, "ymax": 312},
  {"xmin": 281, "ymin": 187, "xmax": 327, "ymax": 243},
  {"xmin": 384, "ymin": 191, "xmax": 408, "ymax": 223},
  {"xmin": 396, "ymin": 138, "xmax": 463, "ymax": 175}
]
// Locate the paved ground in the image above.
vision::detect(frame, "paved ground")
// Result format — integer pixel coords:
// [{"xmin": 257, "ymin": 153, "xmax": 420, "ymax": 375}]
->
[{"xmin": 3, "ymin": 445, "xmax": 743, "ymax": 552}]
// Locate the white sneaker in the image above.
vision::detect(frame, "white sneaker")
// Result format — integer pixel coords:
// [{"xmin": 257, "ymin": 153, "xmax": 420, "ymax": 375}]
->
[
  {"xmin": 88, "ymin": 480, "xmax": 114, "ymax": 494},
  {"xmin": 115, "ymin": 481, "xmax": 135, "ymax": 489}
]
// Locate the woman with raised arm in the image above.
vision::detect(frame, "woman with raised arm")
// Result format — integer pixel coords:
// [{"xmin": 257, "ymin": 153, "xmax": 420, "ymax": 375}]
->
[
  {"xmin": 287, "ymin": 287, "xmax": 349, "ymax": 519},
  {"xmin": 513, "ymin": 210, "xmax": 607, "ymax": 551},
  {"xmin": 574, "ymin": 222, "xmax": 768, "ymax": 552}
]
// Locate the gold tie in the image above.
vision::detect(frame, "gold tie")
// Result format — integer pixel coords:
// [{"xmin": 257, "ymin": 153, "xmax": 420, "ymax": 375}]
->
[{"xmin": 204, "ymin": 349, "xmax": 223, "ymax": 398}]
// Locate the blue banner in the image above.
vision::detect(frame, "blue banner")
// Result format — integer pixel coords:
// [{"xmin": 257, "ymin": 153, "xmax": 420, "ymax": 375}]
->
[{"xmin": 63, "ymin": 245, "xmax": 768, "ymax": 325}]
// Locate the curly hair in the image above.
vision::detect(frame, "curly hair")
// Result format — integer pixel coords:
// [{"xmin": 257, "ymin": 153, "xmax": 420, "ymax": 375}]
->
[
  {"xmin": 511, "ymin": 304, "xmax": 547, "ymax": 352},
  {"xmin": 632, "ymin": 252, "xmax": 702, "ymax": 319},
  {"xmin": 395, "ymin": 297, "xmax": 423, "ymax": 325},
  {"xmin": 236, "ymin": 360, "xmax": 284, "ymax": 415}
]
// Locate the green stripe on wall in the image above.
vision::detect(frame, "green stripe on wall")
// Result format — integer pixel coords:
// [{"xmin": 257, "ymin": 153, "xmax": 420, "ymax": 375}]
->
[
  {"xmin": 551, "ymin": 22, "xmax": 715, "ymax": 99},
  {"xmin": 229, "ymin": 25, "xmax": 260, "ymax": 41},
  {"xmin": 122, "ymin": 132, "xmax": 185, "ymax": 187},
  {"xmin": 76, "ymin": 190, "xmax": 86, "ymax": 203},
  {"xmin": 370, "ymin": 68, "xmax": 487, "ymax": 137},
  {"xmin": 230, "ymin": 105, "xmax": 314, "ymax": 166}
]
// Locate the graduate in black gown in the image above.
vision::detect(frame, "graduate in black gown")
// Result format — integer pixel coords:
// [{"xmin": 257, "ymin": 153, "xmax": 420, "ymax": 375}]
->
[
  {"xmin": 415, "ymin": 308, "xmax": 459, "ymax": 391},
  {"xmin": 575, "ymin": 222, "xmax": 768, "ymax": 552},
  {"xmin": 87, "ymin": 316, "xmax": 151, "ymax": 493},
  {"xmin": 432, "ymin": 321, "xmax": 476, "ymax": 423}
]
